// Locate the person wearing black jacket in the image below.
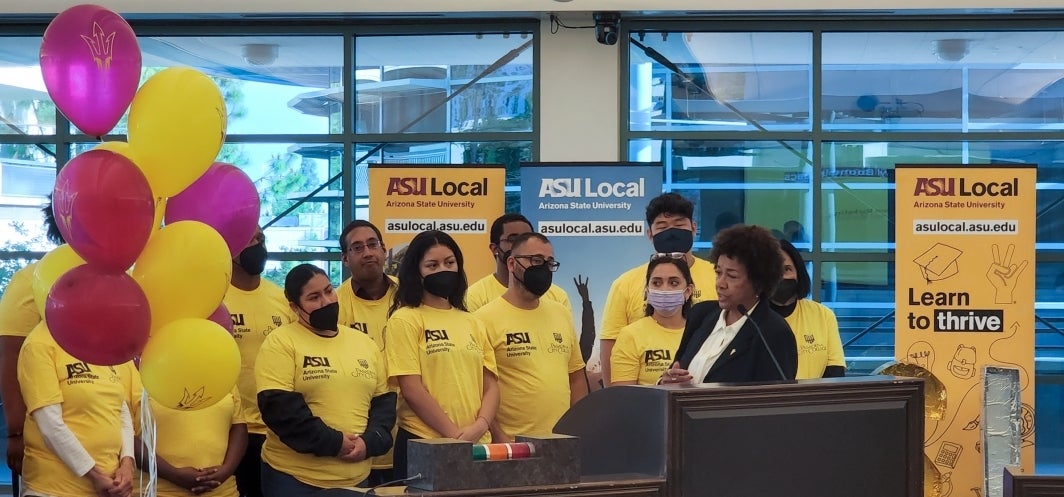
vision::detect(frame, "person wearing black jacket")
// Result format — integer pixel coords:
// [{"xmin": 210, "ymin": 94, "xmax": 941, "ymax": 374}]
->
[
  {"xmin": 255, "ymin": 264, "xmax": 396, "ymax": 496},
  {"xmin": 661, "ymin": 225, "xmax": 798, "ymax": 385}
]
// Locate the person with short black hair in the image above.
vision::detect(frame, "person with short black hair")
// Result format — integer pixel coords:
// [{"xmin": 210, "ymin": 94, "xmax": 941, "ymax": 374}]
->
[
  {"xmin": 663, "ymin": 225, "xmax": 798, "ymax": 385},
  {"xmin": 256, "ymin": 264, "xmax": 395, "ymax": 496},
  {"xmin": 475, "ymin": 232, "xmax": 586, "ymax": 442},
  {"xmin": 385, "ymin": 230, "xmax": 498, "ymax": 479}
]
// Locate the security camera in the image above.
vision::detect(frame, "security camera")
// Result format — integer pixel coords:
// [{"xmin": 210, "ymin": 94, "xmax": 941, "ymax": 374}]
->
[{"xmin": 593, "ymin": 12, "xmax": 621, "ymax": 46}]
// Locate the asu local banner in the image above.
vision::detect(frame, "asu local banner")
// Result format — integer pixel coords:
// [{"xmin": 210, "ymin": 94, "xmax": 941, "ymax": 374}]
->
[
  {"xmin": 369, "ymin": 165, "xmax": 505, "ymax": 283},
  {"xmin": 520, "ymin": 163, "xmax": 663, "ymax": 346},
  {"xmin": 895, "ymin": 165, "xmax": 1035, "ymax": 491}
]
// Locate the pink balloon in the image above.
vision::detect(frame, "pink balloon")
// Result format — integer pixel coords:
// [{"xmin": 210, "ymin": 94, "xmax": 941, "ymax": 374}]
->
[
  {"xmin": 45, "ymin": 265, "xmax": 150, "ymax": 366},
  {"xmin": 52, "ymin": 150, "xmax": 155, "ymax": 272},
  {"xmin": 208, "ymin": 303, "xmax": 234, "ymax": 336},
  {"xmin": 40, "ymin": 5, "xmax": 141, "ymax": 137},
  {"xmin": 166, "ymin": 163, "xmax": 261, "ymax": 257}
]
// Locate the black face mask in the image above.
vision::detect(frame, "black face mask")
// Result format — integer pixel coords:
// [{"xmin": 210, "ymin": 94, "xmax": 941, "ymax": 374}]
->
[
  {"xmin": 303, "ymin": 301, "xmax": 339, "ymax": 331},
  {"xmin": 652, "ymin": 228, "xmax": 694, "ymax": 254},
  {"xmin": 515, "ymin": 263, "xmax": 552, "ymax": 297},
  {"xmin": 423, "ymin": 271, "xmax": 461, "ymax": 299},
  {"xmin": 495, "ymin": 249, "xmax": 512, "ymax": 265},
  {"xmin": 771, "ymin": 279, "xmax": 799, "ymax": 304},
  {"xmin": 237, "ymin": 243, "xmax": 268, "ymax": 276}
]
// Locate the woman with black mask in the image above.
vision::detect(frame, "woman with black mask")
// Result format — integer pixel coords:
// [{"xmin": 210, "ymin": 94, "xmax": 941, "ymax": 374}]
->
[
  {"xmin": 385, "ymin": 230, "xmax": 499, "ymax": 479},
  {"xmin": 255, "ymin": 264, "xmax": 396, "ymax": 496},
  {"xmin": 769, "ymin": 240, "xmax": 846, "ymax": 379}
]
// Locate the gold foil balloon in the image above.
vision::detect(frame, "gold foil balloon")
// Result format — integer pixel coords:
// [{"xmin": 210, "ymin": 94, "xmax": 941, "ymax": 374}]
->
[{"xmin": 874, "ymin": 361, "xmax": 947, "ymax": 421}]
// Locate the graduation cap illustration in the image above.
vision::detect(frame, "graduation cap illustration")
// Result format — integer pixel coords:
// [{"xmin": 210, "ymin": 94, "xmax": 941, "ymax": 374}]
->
[{"xmin": 914, "ymin": 243, "xmax": 962, "ymax": 283}]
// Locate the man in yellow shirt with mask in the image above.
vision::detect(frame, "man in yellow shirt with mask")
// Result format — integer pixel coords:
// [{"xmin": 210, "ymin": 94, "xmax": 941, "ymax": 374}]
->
[
  {"xmin": 466, "ymin": 214, "xmax": 571, "ymax": 313},
  {"xmin": 475, "ymin": 233, "xmax": 587, "ymax": 441}
]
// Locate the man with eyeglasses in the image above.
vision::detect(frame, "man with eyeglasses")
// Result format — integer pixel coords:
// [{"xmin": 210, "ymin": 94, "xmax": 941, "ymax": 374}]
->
[
  {"xmin": 224, "ymin": 227, "xmax": 297, "ymax": 497},
  {"xmin": 465, "ymin": 213, "xmax": 571, "ymax": 312},
  {"xmin": 475, "ymin": 233, "xmax": 587, "ymax": 442},
  {"xmin": 599, "ymin": 193, "xmax": 718, "ymax": 387},
  {"xmin": 336, "ymin": 219, "xmax": 399, "ymax": 486}
]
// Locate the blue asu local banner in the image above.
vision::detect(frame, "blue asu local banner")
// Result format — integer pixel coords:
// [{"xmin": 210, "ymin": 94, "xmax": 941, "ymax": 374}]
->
[{"xmin": 520, "ymin": 163, "xmax": 663, "ymax": 336}]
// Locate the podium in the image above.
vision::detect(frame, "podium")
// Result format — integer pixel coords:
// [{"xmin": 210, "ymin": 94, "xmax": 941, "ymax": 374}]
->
[{"xmin": 553, "ymin": 376, "xmax": 924, "ymax": 497}]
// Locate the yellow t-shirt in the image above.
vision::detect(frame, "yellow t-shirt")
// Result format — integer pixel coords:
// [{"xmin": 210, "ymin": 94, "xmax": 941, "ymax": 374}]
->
[
  {"xmin": 255, "ymin": 323, "xmax": 388, "ymax": 488},
  {"xmin": 600, "ymin": 257, "xmax": 717, "ymax": 341},
  {"xmin": 18, "ymin": 324, "xmax": 139, "ymax": 497},
  {"xmin": 223, "ymin": 280, "xmax": 296, "ymax": 435},
  {"xmin": 611, "ymin": 316, "xmax": 684, "ymax": 385},
  {"xmin": 147, "ymin": 391, "xmax": 243, "ymax": 497},
  {"xmin": 336, "ymin": 276, "xmax": 398, "ymax": 350},
  {"xmin": 475, "ymin": 298, "xmax": 584, "ymax": 438},
  {"xmin": 385, "ymin": 306, "xmax": 496, "ymax": 441},
  {"xmin": 336, "ymin": 275, "xmax": 398, "ymax": 470},
  {"xmin": 465, "ymin": 274, "xmax": 572, "ymax": 313},
  {"xmin": 784, "ymin": 299, "xmax": 846, "ymax": 380},
  {"xmin": 0, "ymin": 262, "xmax": 41, "ymax": 338}
]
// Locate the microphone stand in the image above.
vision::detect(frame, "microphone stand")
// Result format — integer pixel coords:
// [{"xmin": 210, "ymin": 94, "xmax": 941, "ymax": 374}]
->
[{"xmin": 736, "ymin": 303, "xmax": 787, "ymax": 381}]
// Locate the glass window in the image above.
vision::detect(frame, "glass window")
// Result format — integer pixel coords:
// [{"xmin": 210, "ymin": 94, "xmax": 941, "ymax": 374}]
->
[
  {"xmin": 354, "ymin": 33, "xmax": 534, "ymax": 134},
  {"xmin": 629, "ymin": 31, "xmax": 812, "ymax": 132}
]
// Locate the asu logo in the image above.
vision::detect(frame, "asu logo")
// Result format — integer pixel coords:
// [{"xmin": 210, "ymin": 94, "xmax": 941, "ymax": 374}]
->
[
  {"xmin": 65, "ymin": 362, "xmax": 92, "ymax": 377},
  {"xmin": 176, "ymin": 386, "xmax": 209, "ymax": 410},
  {"xmin": 643, "ymin": 349, "xmax": 672, "ymax": 364},
  {"xmin": 506, "ymin": 332, "xmax": 532, "ymax": 346},
  {"xmin": 231, "ymin": 313, "xmax": 246, "ymax": 326},
  {"xmin": 425, "ymin": 329, "xmax": 450, "ymax": 341},
  {"xmin": 303, "ymin": 356, "xmax": 331, "ymax": 368},
  {"xmin": 913, "ymin": 178, "xmax": 954, "ymax": 196},
  {"xmin": 387, "ymin": 177, "xmax": 488, "ymax": 196},
  {"xmin": 914, "ymin": 177, "xmax": 1018, "ymax": 197}
]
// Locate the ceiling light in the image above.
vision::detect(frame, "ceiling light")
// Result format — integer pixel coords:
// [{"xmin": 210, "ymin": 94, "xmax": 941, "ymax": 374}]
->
[
  {"xmin": 243, "ymin": 43, "xmax": 279, "ymax": 66},
  {"xmin": 932, "ymin": 39, "xmax": 970, "ymax": 62}
]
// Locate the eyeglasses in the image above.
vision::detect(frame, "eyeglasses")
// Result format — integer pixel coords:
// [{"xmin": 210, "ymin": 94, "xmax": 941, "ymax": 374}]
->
[
  {"xmin": 347, "ymin": 240, "xmax": 382, "ymax": 254},
  {"xmin": 650, "ymin": 252, "xmax": 686, "ymax": 262},
  {"xmin": 513, "ymin": 255, "xmax": 561, "ymax": 272},
  {"xmin": 499, "ymin": 235, "xmax": 521, "ymax": 245}
]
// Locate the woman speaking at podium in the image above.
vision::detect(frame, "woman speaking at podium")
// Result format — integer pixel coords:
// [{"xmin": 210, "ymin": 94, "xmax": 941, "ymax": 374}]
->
[{"xmin": 662, "ymin": 225, "xmax": 798, "ymax": 385}]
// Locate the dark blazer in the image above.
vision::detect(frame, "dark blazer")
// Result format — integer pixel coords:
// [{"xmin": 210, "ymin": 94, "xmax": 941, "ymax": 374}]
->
[{"xmin": 675, "ymin": 300, "xmax": 798, "ymax": 383}]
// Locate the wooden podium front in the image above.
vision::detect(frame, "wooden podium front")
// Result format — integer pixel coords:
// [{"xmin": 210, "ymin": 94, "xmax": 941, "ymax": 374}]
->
[{"xmin": 553, "ymin": 376, "xmax": 925, "ymax": 497}]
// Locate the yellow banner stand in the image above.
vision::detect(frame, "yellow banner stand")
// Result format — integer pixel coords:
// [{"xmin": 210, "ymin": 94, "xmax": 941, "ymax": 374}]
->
[
  {"xmin": 895, "ymin": 165, "xmax": 1035, "ymax": 494},
  {"xmin": 369, "ymin": 165, "xmax": 505, "ymax": 284}
]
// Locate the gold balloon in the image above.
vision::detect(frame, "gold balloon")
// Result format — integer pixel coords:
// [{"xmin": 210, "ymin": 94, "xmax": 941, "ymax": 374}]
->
[
  {"xmin": 128, "ymin": 67, "xmax": 227, "ymax": 197},
  {"xmin": 874, "ymin": 361, "xmax": 948, "ymax": 420},
  {"xmin": 140, "ymin": 318, "xmax": 239, "ymax": 411},
  {"xmin": 131, "ymin": 221, "xmax": 231, "ymax": 332},
  {"xmin": 32, "ymin": 244, "xmax": 85, "ymax": 315}
]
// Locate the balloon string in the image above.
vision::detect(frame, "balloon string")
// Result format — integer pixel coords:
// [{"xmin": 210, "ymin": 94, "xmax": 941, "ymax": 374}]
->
[{"xmin": 138, "ymin": 388, "xmax": 158, "ymax": 497}]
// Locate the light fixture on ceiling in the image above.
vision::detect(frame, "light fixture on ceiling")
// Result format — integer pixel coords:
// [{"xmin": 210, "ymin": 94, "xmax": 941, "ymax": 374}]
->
[
  {"xmin": 243, "ymin": 43, "xmax": 279, "ymax": 66},
  {"xmin": 932, "ymin": 39, "xmax": 970, "ymax": 62}
]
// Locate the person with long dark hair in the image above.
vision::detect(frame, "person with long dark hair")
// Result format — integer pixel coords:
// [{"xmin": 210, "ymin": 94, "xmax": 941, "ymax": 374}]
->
[
  {"xmin": 385, "ymin": 230, "xmax": 499, "ymax": 479},
  {"xmin": 662, "ymin": 225, "xmax": 798, "ymax": 385},
  {"xmin": 769, "ymin": 239, "xmax": 845, "ymax": 379},
  {"xmin": 255, "ymin": 264, "xmax": 395, "ymax": 496},
  {"xmin": 611, "ymin": 256, "xmax": 694, "ymax": 386}
]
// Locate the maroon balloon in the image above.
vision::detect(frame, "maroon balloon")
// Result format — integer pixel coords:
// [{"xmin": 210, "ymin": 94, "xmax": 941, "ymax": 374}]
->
[
  {"xmin": 52, "ymin": 150, "xmax": 155, "ymax": 272},
  {"xmin": 40, "ymin": 4, "xmax": 141, "ymax": 137},
  {"xmin": 45, "ymin": 265, "xmax": 150, "ymax": 366},
  {"xmin": 208, "ymin": 303, "xmax": 234, "ymax": 336},
  {"xmin": 166, "ymin": 162, "xmax": 261, "ymax": 258}
]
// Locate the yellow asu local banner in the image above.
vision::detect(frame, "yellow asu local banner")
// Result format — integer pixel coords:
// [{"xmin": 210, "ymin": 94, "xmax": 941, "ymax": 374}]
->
[
  {"xmin": 895, "ymin": 165, "xmax": 1035, "ymax": 492},
  {"xmin": 369, "ymin": 165, "xmax": 505, "ymax": 284}
]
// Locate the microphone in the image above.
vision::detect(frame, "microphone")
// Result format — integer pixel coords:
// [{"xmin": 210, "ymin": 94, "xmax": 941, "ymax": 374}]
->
[
  {"xmin": 736, "ymin": 304, "xmax": 788, "ymax": 381},
  {"xmin": 364, "ymin": 473, "xmax": 424, "ymax": 495}
]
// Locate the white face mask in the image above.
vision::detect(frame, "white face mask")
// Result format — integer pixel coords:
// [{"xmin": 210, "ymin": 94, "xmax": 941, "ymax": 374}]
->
[{"xmin": 647, "ymin": 288, "xmax": 686, "ymax": 316}]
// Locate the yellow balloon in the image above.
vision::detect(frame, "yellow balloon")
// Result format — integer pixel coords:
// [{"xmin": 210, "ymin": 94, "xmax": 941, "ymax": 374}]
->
[
  {"xmin": 140, "ymin": 318, "xmax": 239, "ymax": 411},
  {"xmin": 128, "ymin": 67, "xmax": 227, "ymax": 197},
  {"xmin": 32, "ymin": 245, "xmax": 86, "ymax": 315},
  {"xmin": 132, "ymin": 220, "xmax": 232, "ymax": 332}
]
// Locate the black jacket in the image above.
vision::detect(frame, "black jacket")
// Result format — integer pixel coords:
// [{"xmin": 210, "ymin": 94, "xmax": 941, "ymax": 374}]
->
[{"xmin": 675, "ymin": 300, "xmax": 798, "ymax": 383}]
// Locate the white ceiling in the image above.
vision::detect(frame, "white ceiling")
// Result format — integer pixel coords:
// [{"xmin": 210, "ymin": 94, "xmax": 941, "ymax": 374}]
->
[{"xmin": 7, "ymin": 0, "xmax": 1064, "ymax": 15}]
